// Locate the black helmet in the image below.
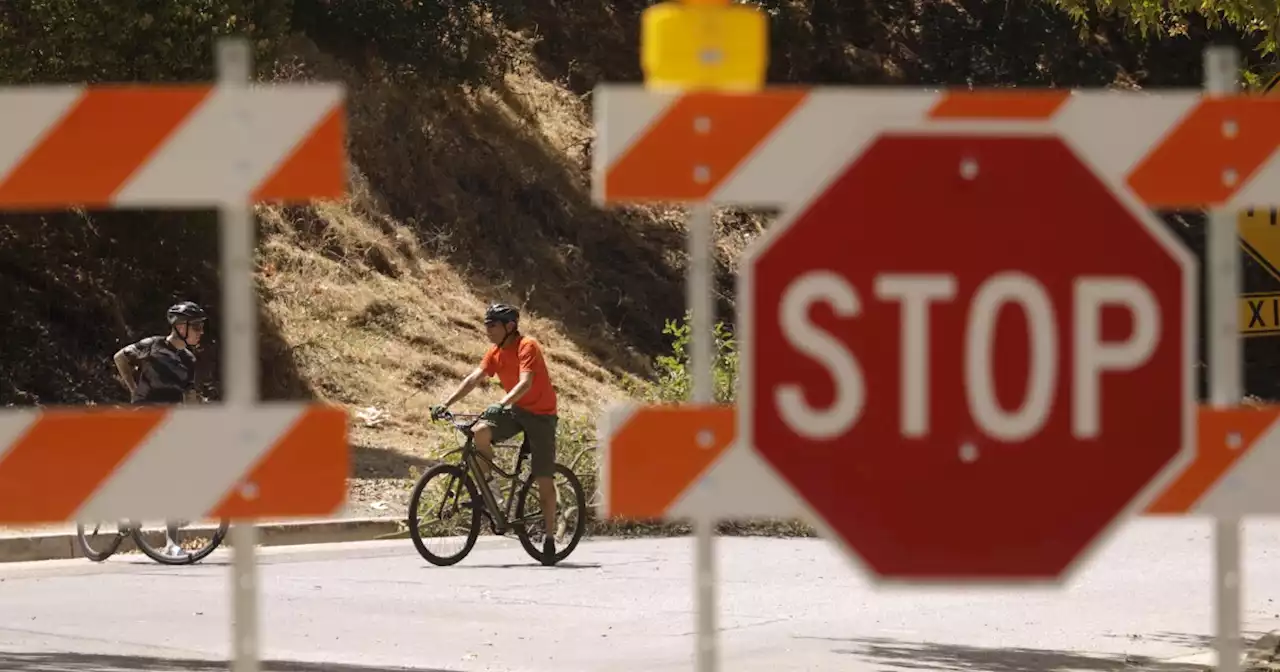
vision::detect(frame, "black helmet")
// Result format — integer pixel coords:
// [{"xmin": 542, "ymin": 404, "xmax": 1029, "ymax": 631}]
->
[
  {"xmin": 483, "ymin": 303, "xmax": 519, "ymax": 325},
  {"xmin": 167, "ymin": 301, "xmax": 207, "ymax": 326}
]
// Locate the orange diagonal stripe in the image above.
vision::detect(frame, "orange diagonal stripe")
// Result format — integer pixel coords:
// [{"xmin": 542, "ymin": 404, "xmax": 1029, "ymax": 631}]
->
[
  {"xmin": 604, "ymin": 89, "xmax": 808, "ymax": 202},
  {"xmin": 211, "ymin": 406, "xmax": 349, "ymax": 518},
  {"xmin": 928, "ymin": 90, "xmax": 1070, "ymax": 119},
  {"xmin": 0, "ymin": 409, "xmax": 166, "ymax": 523},
  {"xmin": 0, "ymin": 86, "xmax": 210, "ymax": 208},
  {"xmin": 607, "ymin": 404, "xmax": 735, "ymax": 518},
  {"xmin": 1128, "ymin": 98, "xmax": 1280, "ymax": 208},
  {"xmin": 252, "ymin": 105, "xmax": 347, "ymax": 203},
  {"xmin": 1145, "ymin": 405, "xmax": 1280, "ymax": 514}
]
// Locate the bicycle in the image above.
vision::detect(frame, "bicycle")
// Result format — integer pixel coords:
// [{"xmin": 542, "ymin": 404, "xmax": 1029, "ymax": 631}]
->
[
  {"xmin": 75, "ymin": 518, "xmax": 230, "ymax": 565},
  {"xmin": 408, "ymin": 409, "xmax": 587, "ymax": 566}
]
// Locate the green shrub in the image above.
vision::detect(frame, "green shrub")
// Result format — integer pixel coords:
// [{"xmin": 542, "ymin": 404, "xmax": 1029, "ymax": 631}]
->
[{"xmin": 643, "ymin": 311, "xmax": 739, "ymax": 404}]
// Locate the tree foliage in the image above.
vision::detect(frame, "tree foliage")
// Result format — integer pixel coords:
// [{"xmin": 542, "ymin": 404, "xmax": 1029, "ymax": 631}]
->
[
  {"xmin": 0, "ymin": 0, "xmax": 292, "ymax": 83},
  {"xmin": 1047, "ymin": 0, "xmax": 1280, "ymax": 55},
  {"xmin": 289, "ymin": 0, "xmax": 517, "ymax": 85},
  {"xmin": 0, "ymin": 0, "xmax": 519, "ymax": 86}
]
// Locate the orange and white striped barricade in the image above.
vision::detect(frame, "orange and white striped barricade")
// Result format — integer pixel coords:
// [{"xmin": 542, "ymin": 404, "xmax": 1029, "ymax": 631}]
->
[
  {"xmin": 0, "ymin": 405, "xmax": 348, "ymax": 523},
  {"xmin": 601, "ymin": 403, "xmax": 1280, "ymax": 522},
  {"xmin": 1146, "ymin": 406, "xmax": 1280, "ymax": 518},
  {"xmin": 593, "ymin": 47, "xmax": 1280, "ymax": 672},
  {"xmin": 0, "ymin": 38, "xmax": 349, "ymax": 672}
]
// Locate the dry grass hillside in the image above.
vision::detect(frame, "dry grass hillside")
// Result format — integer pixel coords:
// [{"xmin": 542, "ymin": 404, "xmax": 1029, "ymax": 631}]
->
[{"xmin": 2, "ymin": 0, "xmax": 1278, "ymax": 522}]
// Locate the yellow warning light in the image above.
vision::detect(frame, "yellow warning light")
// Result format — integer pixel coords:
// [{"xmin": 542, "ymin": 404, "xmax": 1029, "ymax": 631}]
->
[{"xmin": 640, "ymin": 0, "xmax": 768, "ymax": 92}]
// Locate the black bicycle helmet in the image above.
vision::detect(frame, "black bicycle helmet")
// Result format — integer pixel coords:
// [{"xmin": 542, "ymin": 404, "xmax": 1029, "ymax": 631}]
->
[
  {"xmin": 483, "ymin": 302, "xmax": 519, "ymax": 325},
  {"xmin": 167, "ymin": 301, "xmax": 208, "ymax": 325}
]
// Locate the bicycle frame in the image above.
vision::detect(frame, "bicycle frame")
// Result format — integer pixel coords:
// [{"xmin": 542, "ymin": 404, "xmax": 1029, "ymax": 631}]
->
[{"xmin": 437, "ymin": 412, "xmax": 544, "ymax": 535}]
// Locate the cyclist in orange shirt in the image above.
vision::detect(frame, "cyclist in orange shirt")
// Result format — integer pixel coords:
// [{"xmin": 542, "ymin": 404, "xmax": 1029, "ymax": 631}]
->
[{"xmin": 432, "ymin": 303, "xmax": 561, "ymax": 565}]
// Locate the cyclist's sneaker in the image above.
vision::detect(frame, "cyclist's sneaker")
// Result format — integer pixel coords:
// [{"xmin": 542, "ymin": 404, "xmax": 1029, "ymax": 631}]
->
[
  {"xmin": 164, "ymin": 542, "xmax": 184, "ymax": 558},
  {"xmin": 541, "ymin": 537, "xmax": 557, "ymax": 567}
]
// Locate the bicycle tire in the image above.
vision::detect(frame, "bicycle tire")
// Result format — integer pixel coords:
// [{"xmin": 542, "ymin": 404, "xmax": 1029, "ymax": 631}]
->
[
  {"xmin": 75, "ymin": 523, "xmax": 125, "ymax": 562},
  {"xmin": 409, "ymin": 463, "xmax": 482, "ymax": 566},
  {"xmin": 515, "ymin": 463, "xmax": 587, "ymax": 565},
  {"xmin": 132, "ymin": 519, "xmax": 230, "ymax": 565}
]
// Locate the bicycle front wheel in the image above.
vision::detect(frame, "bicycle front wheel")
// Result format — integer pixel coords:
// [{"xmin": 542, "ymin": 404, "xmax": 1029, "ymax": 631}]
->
[
  {"xmin": 132, "ymin": 519, "xmax": 229, "ymax": 565},
  {"xmin": 514, "ymin": 463, "xmax": 587, "ymax": 565},
  {"xmin": 409, "ymin": 463, "xmax": 482, "ymax": 566}
]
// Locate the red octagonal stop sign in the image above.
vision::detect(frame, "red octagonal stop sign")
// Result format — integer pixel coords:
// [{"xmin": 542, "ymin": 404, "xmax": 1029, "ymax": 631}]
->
[{"xmin": 741, "ymin": 133, "xmax": 1194, "ymax": 583}]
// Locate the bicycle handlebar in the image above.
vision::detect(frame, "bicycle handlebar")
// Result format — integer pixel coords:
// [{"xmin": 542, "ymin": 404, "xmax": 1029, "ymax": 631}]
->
[{"xmin": 433, "ymin": 408, "xmax": 482, "ymax": 432}]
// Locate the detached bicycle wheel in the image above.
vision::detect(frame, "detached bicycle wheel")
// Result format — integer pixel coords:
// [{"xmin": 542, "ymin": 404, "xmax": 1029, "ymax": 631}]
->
[
  {"xmin": 76, "ymin": 522, "xmax": 125, "ymax": 562},
  {"xmin": 409, "ymin": 463, "xmax": 482, "ymax": 566},
  {"xmin": 515, "ymin": 463, "xmax": 587, "ymax": 565},
  {"xmin": 132, "ymin": 519, "xmax": 229, "ymax": 565}
]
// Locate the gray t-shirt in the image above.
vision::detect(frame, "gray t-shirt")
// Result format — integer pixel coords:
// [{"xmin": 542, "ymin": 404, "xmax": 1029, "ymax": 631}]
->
[{"xmin": 120, "ymin": 336, "xmax": 196, "ymax": 403}]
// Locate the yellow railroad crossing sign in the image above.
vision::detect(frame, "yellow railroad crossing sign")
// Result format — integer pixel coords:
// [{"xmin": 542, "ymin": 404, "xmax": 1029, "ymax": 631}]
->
[{"xmin": 1236, "ymin": 70, "xmax": 1280, "ymax": 336}]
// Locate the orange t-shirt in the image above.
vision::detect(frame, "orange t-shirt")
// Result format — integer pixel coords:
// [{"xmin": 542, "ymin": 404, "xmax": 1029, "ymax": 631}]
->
[{"xmin": 480, "ymin": 335, "xmax": 558, "ymax": 416}]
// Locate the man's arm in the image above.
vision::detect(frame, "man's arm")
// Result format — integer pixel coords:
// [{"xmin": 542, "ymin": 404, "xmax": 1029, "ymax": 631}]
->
[
  {"xmin": 497, "ymin": 339, "xmax": 542, "ymax": 408},
  {"xmin": 112, "ymin": 346, "xmax": 139, "ymax": 397},
  {"xmin": 497, "ymin": 370, "xmax": 534, "ymax": 408},
  {"xmin": 440, "ymin": 367, "xmax": 486, "ymax": 408}
]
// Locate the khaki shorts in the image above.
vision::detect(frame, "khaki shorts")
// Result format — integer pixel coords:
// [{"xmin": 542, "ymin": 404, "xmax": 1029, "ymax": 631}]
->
[{"xmin": 479, "ymin": 407, "xmax": 558, "ymax": 478}]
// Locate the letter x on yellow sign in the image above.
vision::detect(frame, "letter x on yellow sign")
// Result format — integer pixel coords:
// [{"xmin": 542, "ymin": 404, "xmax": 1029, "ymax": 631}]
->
[{"xmin": 1241, "ymin": 292, "xmax": 1280, "ymax": 336}]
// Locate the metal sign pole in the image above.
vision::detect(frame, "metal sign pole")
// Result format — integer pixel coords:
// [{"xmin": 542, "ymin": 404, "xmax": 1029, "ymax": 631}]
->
[
  {"xmin": 1204, "ymin": 44, "xmax": 1243, "ymax": 672},
  {"xmin": 688, "ymin": 202, "xmax": 718, "ymax": 672},
  {"xmin": 217, "ymin": 37, "xmax": 263, "ymax": 672}
]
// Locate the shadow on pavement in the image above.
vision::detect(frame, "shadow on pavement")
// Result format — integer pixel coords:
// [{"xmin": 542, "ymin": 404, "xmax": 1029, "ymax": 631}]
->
[
  {"xmin": 800, "ymin": 635, "xmax": 1220, "ymax": 671},
  {"xmin": 0, "ymin": 652, "xmax": 457, "ymax": 672}
]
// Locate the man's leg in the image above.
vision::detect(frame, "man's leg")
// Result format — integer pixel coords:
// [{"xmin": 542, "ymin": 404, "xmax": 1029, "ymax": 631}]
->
[
  {"xmin": 537, "ymin": 475, "xmax": 557, "ymax": 541},
  {"xmin": 472, "ymin": 422, "xmax": 496, "ymax": 480},
  {"xmin": 475, "ymin": 415, "xmax": 521, "ymax": 504},
  {"xmin": 519, "ymin": 410, "xmax": 559, "ymax": 565},
  {"xmin": 165, "ymin": 521, "xmax": 182, "ymax": 556}
]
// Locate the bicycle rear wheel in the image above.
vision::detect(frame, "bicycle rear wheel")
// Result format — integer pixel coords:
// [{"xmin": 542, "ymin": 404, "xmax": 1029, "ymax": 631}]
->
[
  {"xmin": 409, "ymin": 463, "xmax": 482, "ymax": 566},
  {"xmin": 132, "ymin": 519, "xmax": 229, "ymax": 565},
  {"xmin": 75, "ymin": 522, "xmax": 125, "ymax": 562},
  {"xmin": 515, "ymin": 463, "xmax": 587, "ymax": 565}
]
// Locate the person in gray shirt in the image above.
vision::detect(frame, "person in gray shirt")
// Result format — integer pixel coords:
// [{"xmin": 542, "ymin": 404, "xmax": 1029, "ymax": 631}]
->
[
  {"xmin": 113, "ymin": 301, "xmax": 207, "ymax": 405},
  {"xmin": 110, "ymin": 301, "xmax": 208, "ymax": 558}
]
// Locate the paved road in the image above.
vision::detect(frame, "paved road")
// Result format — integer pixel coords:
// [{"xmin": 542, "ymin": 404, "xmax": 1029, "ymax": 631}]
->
[{"xmin": 2, "ymin": 519, "xmax": 1280, "ymax": 671}]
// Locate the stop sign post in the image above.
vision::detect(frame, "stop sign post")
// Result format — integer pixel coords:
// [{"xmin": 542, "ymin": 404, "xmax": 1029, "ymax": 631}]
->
[{"xmin": 739, "ymin": 132, "xmax": 1196, "ymax": 584}]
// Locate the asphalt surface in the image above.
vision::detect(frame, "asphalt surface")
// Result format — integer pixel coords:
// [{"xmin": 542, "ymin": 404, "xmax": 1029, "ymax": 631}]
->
[{"xmin": 2, "ymin": 519, "xmax": 1280, "ymax": 671}]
